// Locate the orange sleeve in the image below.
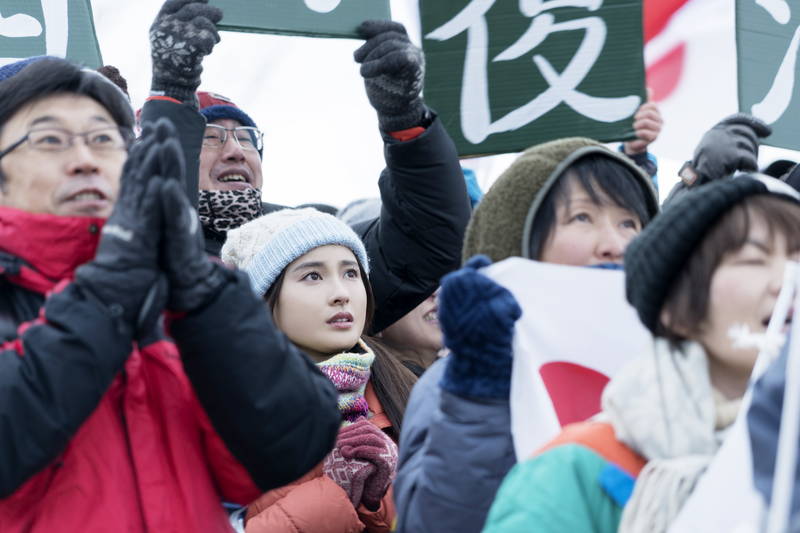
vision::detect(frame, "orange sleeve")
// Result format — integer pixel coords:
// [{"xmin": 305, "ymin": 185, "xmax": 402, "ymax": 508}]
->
[
  {"xmin": 535, "ymin": 421, "xmax": 647, "ymax": 477},
  {"xmin": 357, "ymin": 485, "xmax": 396, "ymax": 533},
  {"xmin": 245, "ymin": 464, "xmax": 364, "ymax": 533},
  {"xmin": 388, "ymin": 126, "xmax": 426, "ymax": 142}
]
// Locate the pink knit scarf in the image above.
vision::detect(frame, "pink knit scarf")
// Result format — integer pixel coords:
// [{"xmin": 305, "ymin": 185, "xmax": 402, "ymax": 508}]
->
[{"xmin": 317, "ymin": 340, "xmax": 375, "ymax": 424}]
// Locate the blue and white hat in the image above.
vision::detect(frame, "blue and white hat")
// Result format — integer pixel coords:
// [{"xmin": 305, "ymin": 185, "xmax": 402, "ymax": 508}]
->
[{"xmin": 221, "ymin": 207, "xmax": 370, "ymax": 296}]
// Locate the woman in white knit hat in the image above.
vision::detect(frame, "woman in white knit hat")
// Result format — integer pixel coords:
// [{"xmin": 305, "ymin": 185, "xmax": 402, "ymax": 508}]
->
[{"xmin": 222, "ymin": 207, "xmax": 415, "ymax": 533}]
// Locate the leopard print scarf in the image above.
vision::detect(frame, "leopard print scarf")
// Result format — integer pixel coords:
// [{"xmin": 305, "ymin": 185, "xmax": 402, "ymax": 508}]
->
[{"xmin": 198, "ymin": 188, "xmax": 263, "ymax": 234}]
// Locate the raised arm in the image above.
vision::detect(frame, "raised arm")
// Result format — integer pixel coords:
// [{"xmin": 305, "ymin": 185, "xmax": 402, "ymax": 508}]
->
[
  {"xmin": 394, "ymin": 257, "xmax": 521, "ymax": 532},
  {"xmin": 155, "ymin": 134, "xmax": 340, "ymax": 491},
  {"xmin": 351, "ymin": 20, "xmax": 471, "ymax": 333}
]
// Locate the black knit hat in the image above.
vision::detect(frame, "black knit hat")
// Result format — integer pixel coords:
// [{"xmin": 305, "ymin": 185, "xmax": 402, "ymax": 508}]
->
[{"xmin": 625, "ymin": 174, "xmax": 800, "ymax": 333}]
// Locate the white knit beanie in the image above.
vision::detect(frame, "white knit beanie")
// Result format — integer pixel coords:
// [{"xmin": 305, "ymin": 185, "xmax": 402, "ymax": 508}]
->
[{"xmin": 221, "ymin": 207, "xmax": 370, "ymax": 296}]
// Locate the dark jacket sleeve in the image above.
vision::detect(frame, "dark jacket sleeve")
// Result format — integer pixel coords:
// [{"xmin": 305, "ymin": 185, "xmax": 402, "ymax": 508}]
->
[
  {"xmin": 393, "ymin": 359, "xmax": 517, "ymax": 533},
  {"xmin": 355, "ymin": 116, "xmax": 471, "ymax": 333},
  {"xmin": 747, "ymin": 347, "xmax": 800, "ymax": 521},
  {"xmin": 139, "ymin": 98, "xmax": 205, "ymax": 209},
  {"xmin": 169, "ymin": 269, "xmax": 340, "ymax": 492},
  {"xmin": 0, "ymin": 283, "xmax": 134, "ymax": 497}
]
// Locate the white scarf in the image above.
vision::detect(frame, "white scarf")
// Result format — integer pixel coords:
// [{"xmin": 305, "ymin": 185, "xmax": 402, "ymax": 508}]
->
[{"xmin": 601, "ymin": 340, "xmax": 741, "ymax": 533}]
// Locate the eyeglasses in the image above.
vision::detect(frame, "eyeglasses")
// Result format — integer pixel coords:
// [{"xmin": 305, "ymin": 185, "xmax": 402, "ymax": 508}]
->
[
  {"xmin": 0, "ymin": 126, "xmax": 131, "ymax": 160},
  {"xmin": 202, "ymin": 124, "xmax": 263, "ymax": 152}
]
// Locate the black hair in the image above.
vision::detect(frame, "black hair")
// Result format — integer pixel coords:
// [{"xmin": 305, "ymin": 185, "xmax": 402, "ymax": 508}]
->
[
  {"xmin": 361, "ymin": 335, "xmax": 417, "ymax": 438},
  {"xmin": 0, "ymin": 57, "xmax": 134, "ymax": 137},
  {"xmin": 527, "ymin": 154, "xmax": 653, "ymax": 259},
  {"xmin": 0, "ymin": 58, "xmax": 134, "ymax": 187}
]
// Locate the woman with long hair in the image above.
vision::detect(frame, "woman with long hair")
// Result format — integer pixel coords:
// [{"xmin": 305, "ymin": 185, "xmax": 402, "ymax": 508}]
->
[{"xmin": 222, "ymin": 207, "xmax": 416, "ymax": 532}]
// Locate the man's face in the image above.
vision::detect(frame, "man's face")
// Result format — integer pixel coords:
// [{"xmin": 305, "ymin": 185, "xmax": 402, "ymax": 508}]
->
[
  {"xmin": 0, "ymin": 93, "xmax": 125, "ymax": 217},
  {"xmin": 198, "ymin": 118, "xmax": 263, "ymax": 191}
]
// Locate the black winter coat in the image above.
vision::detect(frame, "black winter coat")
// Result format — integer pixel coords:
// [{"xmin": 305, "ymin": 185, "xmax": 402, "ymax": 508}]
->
[
  {"xmin": 0, "ymin": 210, "xmax": 340, "ymax": 499},
  {"xmin": 144, "ymin": 97, "xmax": 471, "ymax": 334}
]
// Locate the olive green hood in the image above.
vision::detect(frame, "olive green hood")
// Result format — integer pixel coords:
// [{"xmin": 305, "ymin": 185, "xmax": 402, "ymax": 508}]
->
[{"xmin": 462, "ymin": 137, "xmax": 659, "ymax": 263}]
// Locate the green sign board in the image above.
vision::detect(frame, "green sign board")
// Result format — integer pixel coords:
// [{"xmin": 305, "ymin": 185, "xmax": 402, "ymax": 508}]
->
[
  {"xmin": 421, "ymin": 0, "xmax": 645, "ymax": 156},
  {"xmin": 0, "ymin": 0, "xmax": 102, "ymax": 68},
  {"xmin": 737, "ymin": 0, "xmax": 800, "ymax": 150},
  {"xmin": 211, "ymin": 0, "xmax": 391, "ymax": 38}
]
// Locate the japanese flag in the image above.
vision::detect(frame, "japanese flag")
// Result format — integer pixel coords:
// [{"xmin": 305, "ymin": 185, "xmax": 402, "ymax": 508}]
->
[
  {"xmin": 485, "ymin": 258, "xmax": 654, "ymax": 461},
  {"xmin": 644, "ymin": 0, "xmax": 738, "ymax": 160}
]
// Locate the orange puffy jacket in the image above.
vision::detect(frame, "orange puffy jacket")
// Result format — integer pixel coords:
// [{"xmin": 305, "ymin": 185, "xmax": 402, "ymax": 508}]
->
[{"xmin": 245, "ymin": 382, "xmax": 396, "ymax": 533}]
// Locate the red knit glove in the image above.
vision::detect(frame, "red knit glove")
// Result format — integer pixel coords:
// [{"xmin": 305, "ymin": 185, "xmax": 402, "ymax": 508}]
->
[
  {"xmin": 323, "ymin": 443, "xmax": 375, "ymax": 507},
  {"xmin": 337, "ymin": 418, "xmax": 398, "ymax": 510}
]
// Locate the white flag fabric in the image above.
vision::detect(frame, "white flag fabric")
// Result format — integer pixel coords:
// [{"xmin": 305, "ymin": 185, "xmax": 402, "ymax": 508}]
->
[
  {"xmin": 645, "ymin": 0, "xmax": 737, "ymax": 161},
  {"xmin": 484, "ymin": 258, "xmax": 653, "ymax": 461},
  {"xmin": 667, "ymin": 411, "xmax": 765, "ymax": 533}
]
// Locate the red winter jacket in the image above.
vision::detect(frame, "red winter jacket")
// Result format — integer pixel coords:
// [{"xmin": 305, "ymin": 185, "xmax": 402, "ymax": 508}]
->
[
  {"xmin": 3, "ymin": 340, "xmax": 261, "ymax": 533},
  {"xmin": 0, "ymin": 207, "xmax": 340, "ymax": 532}
]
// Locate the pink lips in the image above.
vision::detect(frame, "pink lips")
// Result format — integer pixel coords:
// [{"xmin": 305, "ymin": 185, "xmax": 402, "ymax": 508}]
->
[{"xmin": 327, "ymin": 312, "xmax": 354, "ymax": 330}]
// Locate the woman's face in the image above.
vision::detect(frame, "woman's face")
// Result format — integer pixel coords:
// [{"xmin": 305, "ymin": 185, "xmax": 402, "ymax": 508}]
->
[
  {"xmin": 380, "ymin": 290, "xmax": 442, "ymax": 354},
  {"xmin": 273, "ymin": 245, "xmax": 367, "ymax": 362},
  {"xmin": 698, "ymin": 215, "xmax": 796, "ymax": 396},
  {"xmin": 539, "ymin": 179, "xmax": 642, "ymax": 266}
]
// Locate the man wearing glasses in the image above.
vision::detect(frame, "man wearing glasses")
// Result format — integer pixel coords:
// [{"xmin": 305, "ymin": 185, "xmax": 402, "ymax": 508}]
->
[
  {"xmin": 144, "ymin": 0, "xmax": 471, "ymax": 334},
  {"xmin": 195, "ymin": 91, "xmax": 276, "ymax": 257},
  {"xmin": 0, "ymin": 56, "xmax": 340, "ymax": 531}
]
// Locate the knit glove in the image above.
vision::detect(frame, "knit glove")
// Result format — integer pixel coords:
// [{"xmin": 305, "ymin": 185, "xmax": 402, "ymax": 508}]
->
[
  {"xmin": 149, "ymin": 0, "xmax": 222, "ymax": 107},
  {"xmin": 159, "ymin": 172, "xmax": 229, "ymax": 313},
  {"xmin": 74, "ymin": 120, "xmax": 182, "ymax": 334},
  {"xmin": 331, "ymin": 418, "xmax": 398, "ymax": 511},
  {"xmin": 354, "ymin": 20, "xmax": 427, "ymax": 132},
  {"xmin": 323, "ymin": 441, "xmax": 375, "ymax": 508},
  {"xmin": 689, "ymin": 113, "xmax": 771, "ymax": 184},
  {"xmin": 439, "ymin": 255, "xmax": 523, "ymax": 400}
]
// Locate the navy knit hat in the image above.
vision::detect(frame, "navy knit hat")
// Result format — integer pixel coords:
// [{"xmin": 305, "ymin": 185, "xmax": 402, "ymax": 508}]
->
[
  {"xmin": 625, "ymin": 174, "xmax": 800, "ymax": 333},
  {"xmin": 0, "ymin": 56, "xmax": 46, "ymax": 83},
  {"xmin": 0, "ymin": 56, "xmax": 133, "ymax": 133},
  {"xmin": 198, "ymin": 91, "xmax": 261, "ymax": 157},
  {"xmin": 198, "ymin": 91, "xmax": 258, "ymax": 129}
]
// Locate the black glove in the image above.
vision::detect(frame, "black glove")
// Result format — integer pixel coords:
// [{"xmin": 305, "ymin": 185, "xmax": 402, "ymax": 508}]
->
[
  {"xmin": 690, "ymin": 113, "xmax": 772, "ymax": 184},
  {"xmin": 149, "ymin": 0, "xmax": 223, "ymax": 107},
  {"xmin": 438, "ymin": 255, "xmax": 522, "ymax": 400},
  {"xmin": 75, "ymin": 119, "xmax": 184, "ymax": 334},
  {"xmin": 354, "ymin": 20, "xmax": 427, "ymax": 132},
  {"xmin": 159, "ymin": 179, "xmax": 229, "ymax": 313}
]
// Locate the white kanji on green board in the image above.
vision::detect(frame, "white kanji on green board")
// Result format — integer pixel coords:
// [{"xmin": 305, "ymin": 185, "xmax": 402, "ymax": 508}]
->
[
  {"xmin": 211, "ymin": 0, "xmax": 390, "ymax": 39},
  {"xmin": 0, "ymin": 0, "xmax": 67, "ymax": 65},
  {"xmin": 426, "ymin": 0, "xmax": 641, "ymax": 144},
  {"xmin": 304, "ymin": 0, "xmax": 342, "ymax": 13},
  {"xmin": 749, "ymin": 0, "xmax": 796, "ymax": 123},
  {"xmin": 0, "ymin": 0, "xmax": 102, "ymax": 68}
]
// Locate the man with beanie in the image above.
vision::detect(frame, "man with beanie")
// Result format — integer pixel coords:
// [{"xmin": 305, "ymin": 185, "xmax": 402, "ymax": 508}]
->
[
  {"xmin": 0, "ymin": 57, "xmax": 340, "ymax": 532},
  {"xmin": 142, "ymin": 1, "xmax": 471, "ymax": 334}
]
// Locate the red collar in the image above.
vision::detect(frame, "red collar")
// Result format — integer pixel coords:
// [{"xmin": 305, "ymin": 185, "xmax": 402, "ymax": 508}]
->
[{"xmin": 0, "ymin": 206, "xmax": 103, "ymax": 294}]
